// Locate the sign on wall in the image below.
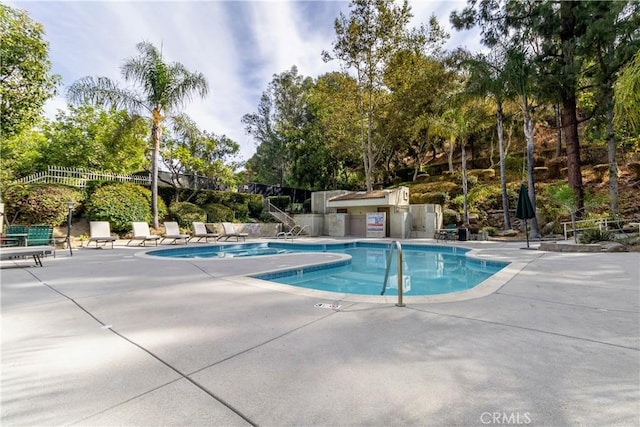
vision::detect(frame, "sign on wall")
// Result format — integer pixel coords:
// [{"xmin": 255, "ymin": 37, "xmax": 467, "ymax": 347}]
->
[{"xmin": 366, "ymin": 212, "xmax": 386, "ymax": 238}]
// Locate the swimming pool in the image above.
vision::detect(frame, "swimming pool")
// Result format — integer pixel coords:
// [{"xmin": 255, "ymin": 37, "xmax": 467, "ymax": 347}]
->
[{"xmin": 148, "ymin": 242, "xmax": 508, "ymax": 297}]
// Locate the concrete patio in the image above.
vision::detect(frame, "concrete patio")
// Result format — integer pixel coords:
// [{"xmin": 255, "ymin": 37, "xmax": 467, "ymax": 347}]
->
[{"xmin": 1, "ymin": 239, "xmax": 638, "ymax": 426}]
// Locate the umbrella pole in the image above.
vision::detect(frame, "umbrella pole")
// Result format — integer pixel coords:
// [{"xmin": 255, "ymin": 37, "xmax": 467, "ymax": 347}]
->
[{"xmin": 525, "ymin": 219, "xmax": 530, "ymax": 248}]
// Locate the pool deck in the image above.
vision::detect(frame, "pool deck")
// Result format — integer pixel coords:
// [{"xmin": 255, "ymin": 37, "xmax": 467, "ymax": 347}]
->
[{"xmin": 1, "ymin": 238, "xmax": 639, "ymax": 426}]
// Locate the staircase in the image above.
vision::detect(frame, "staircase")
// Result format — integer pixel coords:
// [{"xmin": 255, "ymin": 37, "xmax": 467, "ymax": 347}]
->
[{"xmin": 266, "ymin": 201, "xmax": 305, "ymax": 235}]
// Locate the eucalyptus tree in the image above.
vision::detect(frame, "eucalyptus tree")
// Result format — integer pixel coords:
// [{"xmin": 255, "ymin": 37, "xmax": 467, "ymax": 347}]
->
[
  {"xmin": 382, "ymin": 15, "xmax": 453, "ymax": 182},
  {"xmin": 162, "ymin": 114, "xmax": 240, "ymax": 200},
  {"xmin": 242, "ymin": 66, "xmax": 312, "ymax": 187},
  {"xmin": 307, "ymin": 72, "xmax": 363, "ymax": 189},
  {"xmin": 67, "ymin": 41, "xmax": 209, "ymax": 228},
  {"xmin": 462, "ymin": 47, "xmax": 514, "ymax": 230},
  {"xmin": 0, "ymin": 4, "xmax": 60, "ymax": 137},
  {"xmin": 323, "ymin": 0, "xmax": 413, "ymax": 191}
]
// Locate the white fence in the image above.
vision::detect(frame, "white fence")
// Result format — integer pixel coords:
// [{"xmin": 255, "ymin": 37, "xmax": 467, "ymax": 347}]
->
[{"xmin": 16, "ymin": 166, "xmax": 151, "ymax": 189}]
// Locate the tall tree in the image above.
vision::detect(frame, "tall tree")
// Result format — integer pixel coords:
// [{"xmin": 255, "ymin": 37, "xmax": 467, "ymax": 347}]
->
[
  {"xmin": 243, "ymin": 66, "xmax": 313, "ymax": 187},
  {"xmin": 452, "ymin": 0, "xmax": 589, "ymax": 215},
  {"xmin": 0, "ymin": 4, "xmax": 59, "ymax": 137},
  {"xmin": 39, "ymin": 105, "xmax": 148, "ymax": 173},
  {"xmin": 324, "ymin": 0, "xmax": 413, "ymax": 191},
  {"xmin": 67, "ymin": 41, "xmax": 208, "ymax": 228},
  {"xmin": 307, "ymin": 72, "xmax": 363, "ymax": 189},
  {"xmin": 581, "ymin": 1, "xmax": 640, "ymax": 217},
  {"xmin": 504, "ymin": 44, "xmax": 541, "ymax": 238},
  {"xmin": 462, "ymin": 47, "xmax": 513, "ymax": 230},
  {"xmin": 162, "ymin": 114, "xmax": 240, "ymax": 199}
]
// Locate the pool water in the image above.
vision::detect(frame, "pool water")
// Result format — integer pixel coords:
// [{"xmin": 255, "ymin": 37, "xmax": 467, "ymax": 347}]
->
[{"xmin": 148, "ymin": 242, "xmax": 508, "ymax": 297}]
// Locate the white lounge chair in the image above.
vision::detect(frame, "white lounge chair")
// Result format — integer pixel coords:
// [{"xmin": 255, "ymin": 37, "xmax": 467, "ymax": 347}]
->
[
  {"xmin": 191, "ymin": 222, "xmax": 219, "ymax": 243},
  {"xmin": 127, "ymin": 222, "xmax": 161, "ymax": 246},
  {"xmin": 161, "ymin": 221, "xmax": 190, "ymax": 244},
  {"xmin": 0, "ymin": 245, "xmax": 55, "ymax": 267},
  {"xmin": 88, "ymin": 221, "xmax": 116, "ymax": 248},
  {"xmin": 217, "ymin": 222, "xmax": 248, "ymax": 241}
]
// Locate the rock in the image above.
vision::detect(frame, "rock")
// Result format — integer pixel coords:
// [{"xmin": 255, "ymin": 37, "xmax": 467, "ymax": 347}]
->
[
  {"xmin": 601, "ymin": 242, "xmax": 626, "ymax": 252},
  {"xmin": 541, "ymin": 221, "xmax": 556, "ymax": 236},
  {"xmin": 499, "ymin": 229, "xmax": 519, "ymax": 237}
]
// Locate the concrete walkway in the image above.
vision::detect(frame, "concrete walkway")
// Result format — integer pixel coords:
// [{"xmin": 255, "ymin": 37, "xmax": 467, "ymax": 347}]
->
[{"xmin": 1, "ymin": 239, "xmax": 638, "ymax": 426}]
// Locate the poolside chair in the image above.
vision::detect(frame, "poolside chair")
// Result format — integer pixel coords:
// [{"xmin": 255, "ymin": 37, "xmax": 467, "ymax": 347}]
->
[
  {"xmin": 217, "ymin": 222, "xmax": 248, "ymax": 241},
  {"xmin": 191, "ymin": 222, "xmax": 219, "ymax": 243},
  {"xmin": 127, "ymin": 222, "xmax": 161, "ymax": 246},
  {"xmin": 88, "ymin": 221, "xmax": 116, "ymax": 248},
  {"xmin": 3, "ymin": 225, "xmax": 29, "ymax": 247},
  {"xmin": 161, "ymin": 221, "xmax": 190, "ymax": 244}
]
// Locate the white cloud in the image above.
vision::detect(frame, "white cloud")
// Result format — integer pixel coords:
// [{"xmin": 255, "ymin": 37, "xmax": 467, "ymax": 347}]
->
[{"xmin": 10, "ymin": 0, "xmax": 481, "ymax": 164}]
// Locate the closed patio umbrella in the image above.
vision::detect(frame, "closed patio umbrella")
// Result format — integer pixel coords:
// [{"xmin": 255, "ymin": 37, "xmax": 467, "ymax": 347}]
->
[{"xmin": 515, "ymin": 182, "xmax": 536, "ymax": 248}]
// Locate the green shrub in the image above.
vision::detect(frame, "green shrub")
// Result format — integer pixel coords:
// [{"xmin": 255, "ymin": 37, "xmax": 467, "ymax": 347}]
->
[
  {"xmin": 580, "ymin": 228, "xmax": 612, "ymax": 244},
  {"xmin": 232, "ymin": 203, "xmax": 249, "ymax": 221},
  {"xmin": 481, "ymin": 226, "xmax": 498, "ymax": 236},
  {"xmin": 413, "ymin": 192, "xmax": 449, "ymax": 205},
  {"xmin": 3, "ymin": 183, "xmax": 84, "ymax": 226},
  {"xmin": 247, "ymin": 194, "xmax": 264, "ymax": 218},
  {"xmin": 205, "ymin": 203, "xmax": 234, "ymax": 222},
  {"xmin": 442, "ymin": 208, "xmax": 459, "ymax": 225},
  {"xmin": 86, "ymin": 183, "xmax": 162, "ymax": 232},
  {"xmin": 259, "ymin": 211, "xmax": 277, "ymax": 223},
  {"xmin": 169, "ymin": 202, "xmax": 206, "ymax": 227},
  {"xmin": 468, "ymin": 169, "xmax": 496, "ymax": 180}
]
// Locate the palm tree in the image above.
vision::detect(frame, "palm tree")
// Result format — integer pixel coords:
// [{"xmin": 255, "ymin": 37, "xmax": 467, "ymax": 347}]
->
[{"xmin": 67, "ymin": 41, "xmax": 209, "ymax": 228}]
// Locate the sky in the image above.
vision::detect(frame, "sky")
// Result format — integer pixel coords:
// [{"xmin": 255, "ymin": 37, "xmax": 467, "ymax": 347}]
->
[{"xmin": 9, "ymin": 0, "xmax": 481, "ymax": 163}]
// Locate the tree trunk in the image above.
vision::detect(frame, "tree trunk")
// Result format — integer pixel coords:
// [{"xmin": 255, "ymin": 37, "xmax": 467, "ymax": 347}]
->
[
  {"xmin": 151, "ymin": 114, "xmax": 162, "ymax": 229},
  {"xmin": 366, "ymin": 89, "xmax": 375, "ymax": 191},
  {"xmin": 562, "ymin": 95, "xmax": 585, "ymax": 216},
  {"xmin": 461, "ymin": 140, "xmax": 469, "ymax": 225},
  {"xmin": 559, "ymin": 0, "xmax": 584, "ymax": 216},
  {"xmin": 605, "ymin": 86, "xmax": 619, "ymax": 217},
  {"xmin": 554, "ymin": 104, "xmax": 563, "ymax": 157},
  {"xmin": 447, "ymin": 137, "xmax": 455, "ymax": 174},
  {"xmin": 523, "ymin": 106, "xmax": 540, "ymax": 238},
  {"xmin": 497, "ymin": 103, "xmax": 511, "ymax": 230}
]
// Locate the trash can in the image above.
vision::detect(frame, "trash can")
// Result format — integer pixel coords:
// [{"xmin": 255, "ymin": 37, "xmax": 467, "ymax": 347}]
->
[{"xmin": 458, "ymin": 227, "xmax": 468, "ymax": 241}]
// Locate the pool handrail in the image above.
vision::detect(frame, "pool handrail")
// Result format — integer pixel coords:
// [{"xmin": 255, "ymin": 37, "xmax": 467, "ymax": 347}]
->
[{"xmin": 380, "ymin": 240, "xmax": 405, "ymax": 307}]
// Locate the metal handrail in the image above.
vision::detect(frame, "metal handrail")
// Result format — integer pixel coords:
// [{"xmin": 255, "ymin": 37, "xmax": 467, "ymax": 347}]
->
[
  {"xmin": 267, "ymin": 201, "xmax": 296, "ymax": 228},
  {"xmin": 380, "ymin": 240, "xmax": 405, "ymax": 307}
]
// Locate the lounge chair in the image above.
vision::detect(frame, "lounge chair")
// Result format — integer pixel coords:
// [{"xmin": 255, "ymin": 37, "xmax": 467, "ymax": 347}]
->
[
  {"xmin": 161, "ymin": 221, "xmax": 190, "ymax": 244},
  {"xmin": 127, "ymin": 222, "xmax": 161, "ymax": 246},
  {"xmin": 191, "ymin": 222, "xmax": 219, "ymax": 243},
  {"xmin": 88, "ymin": 221, "xmax": 116, "ymax": 248},
  {"xmin": 217, "ymin": 222, "xmax": 248, "ymax": 241},
  {"xmin": 0, "ymin": 245, "xmax": 55, "ymax": 267}
]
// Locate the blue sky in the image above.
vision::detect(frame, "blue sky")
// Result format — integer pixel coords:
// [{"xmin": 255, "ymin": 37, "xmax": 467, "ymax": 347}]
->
[{"xmin": 9, "ymin": 0, "xmax": 480, "ymax": 162}]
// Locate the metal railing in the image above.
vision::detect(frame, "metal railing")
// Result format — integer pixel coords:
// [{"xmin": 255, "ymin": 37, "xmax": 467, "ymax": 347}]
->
[
  {"xmin": 561, "ymin": 217, "xmax": 640, "ymax": 241},
  {"xmin": 16, "ymin": 166, "xmax": 150, "ymax": 189},
  {"xmin": 380, "ymin": 240, "xmax": 405, "ymax": 307},
  {"xmin": 267, "ymin": 201, "xmax": 297, "ymax": 228}
]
